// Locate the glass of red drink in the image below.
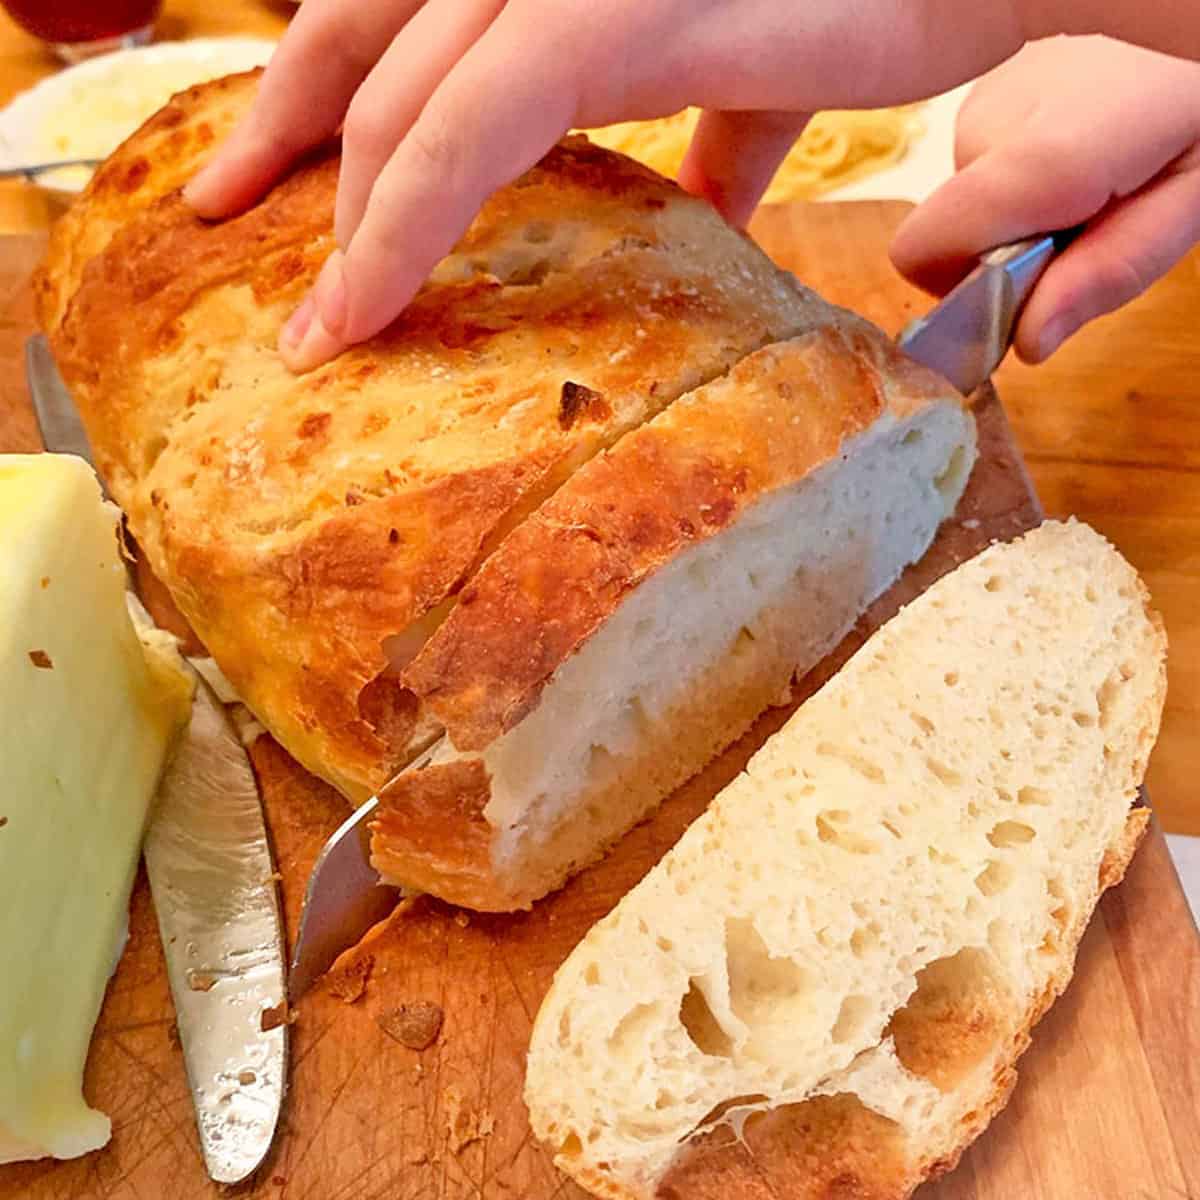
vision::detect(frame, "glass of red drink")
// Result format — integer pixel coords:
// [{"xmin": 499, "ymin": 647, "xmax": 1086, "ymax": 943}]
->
[{"xmin": 2, "ymin": 0, "xmax": 163, "ymax": 62}]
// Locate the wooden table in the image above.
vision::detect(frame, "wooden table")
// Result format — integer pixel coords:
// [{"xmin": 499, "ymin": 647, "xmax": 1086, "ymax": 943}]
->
[{"xmin": 2, "ymin": 1, "xmax": 1195, "ymax": 834}]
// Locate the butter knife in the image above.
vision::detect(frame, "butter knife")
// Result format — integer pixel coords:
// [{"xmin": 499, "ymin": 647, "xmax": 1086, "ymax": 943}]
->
[
  {"xmin": 26, "ymin": 334, "xmax": 288, "ymax": 1185},
  {"xmin": 897, "ymin": 230, "xmax": 1077, "ymax": 393}
]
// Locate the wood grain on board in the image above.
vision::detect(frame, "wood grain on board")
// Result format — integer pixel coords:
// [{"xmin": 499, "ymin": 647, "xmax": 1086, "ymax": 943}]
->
[{"xmin": 0, "ymin": 204, "xmax": 1196, "ymax": 1200}]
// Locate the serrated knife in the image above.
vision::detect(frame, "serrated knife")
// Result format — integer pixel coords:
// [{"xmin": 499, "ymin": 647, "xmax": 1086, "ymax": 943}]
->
[{"xmin": 26, "ymin": 334, "xmax": 287, "ymax": 1185}]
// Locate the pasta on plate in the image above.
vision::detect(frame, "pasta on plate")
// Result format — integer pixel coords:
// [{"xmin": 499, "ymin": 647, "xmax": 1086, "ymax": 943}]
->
[{"xmin": 580, "ymin": 105, "xmax": 924, "ymax": 200}]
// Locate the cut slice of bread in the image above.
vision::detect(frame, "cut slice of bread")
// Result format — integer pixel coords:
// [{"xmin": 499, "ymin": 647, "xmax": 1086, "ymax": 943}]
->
[
  {"xmin": 525, "ymin": 519, "xmax": 1167, "ymax": 1199},
  {"xmin": 370, "ymin": 320, "xmax": 974, "ymax": 910}
]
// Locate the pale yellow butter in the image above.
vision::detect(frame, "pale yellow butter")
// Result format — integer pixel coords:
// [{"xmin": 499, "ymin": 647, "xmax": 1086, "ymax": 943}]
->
[{"xmin": 0, "ymin": 454, "xmax": 192, "ymax": 1163}]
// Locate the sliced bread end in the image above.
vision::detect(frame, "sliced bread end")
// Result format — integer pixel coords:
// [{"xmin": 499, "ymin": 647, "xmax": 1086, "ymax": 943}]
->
[{"xmin": 525, "ymin": 519, "xmax": 1167, "ymax": 1199}]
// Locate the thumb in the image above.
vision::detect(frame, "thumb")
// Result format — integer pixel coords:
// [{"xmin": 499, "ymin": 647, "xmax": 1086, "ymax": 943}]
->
[
  {"xmin": 678, "ymin": 108, "xmax": 811, "ymax": 228},
  {"xmin": 1014, "ymin": 145, "xmax": 1200, "ymax": 361}
]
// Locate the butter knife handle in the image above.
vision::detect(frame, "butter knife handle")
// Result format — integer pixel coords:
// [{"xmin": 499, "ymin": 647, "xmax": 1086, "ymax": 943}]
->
[{"xmin": 982, "ymin": 226, "xmax": 1085, "ymax": 316}]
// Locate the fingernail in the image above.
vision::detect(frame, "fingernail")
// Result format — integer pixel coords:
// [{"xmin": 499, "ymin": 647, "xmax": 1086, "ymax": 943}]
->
[
  {"xmin": 281, "ymin": 295, "xmax": 314, "ymax": 349},
  {"xmin": 182, "ymin": 162, "xmax": 219, "ymax": 211},
  {"xmin": 1036, "ymin": 310, "xmax": 1081, "ymax": 361},
  {"xmin": 312, "ymin": 250, "xmax": 347, "ymax": 337},
  {"xmin": 278, "ymin": 253, "xmax": 349, "ymax": 372}
]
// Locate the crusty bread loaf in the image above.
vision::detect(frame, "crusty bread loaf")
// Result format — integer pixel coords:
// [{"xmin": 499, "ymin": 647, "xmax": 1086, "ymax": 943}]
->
[
  {"xmin": 39, "ymin": 70, "xmax": 830, "ymax": 805},
  {"xmin": 374, "ymin": 319, "xmax": 975, "ymax": 909},
  {"xmin": 40, "ymin": 71, "xmax": 973, "ymax": 912},
  {"xmin": 525, "ymin": 520, "xmax": 1166, "ymax": 1198}
]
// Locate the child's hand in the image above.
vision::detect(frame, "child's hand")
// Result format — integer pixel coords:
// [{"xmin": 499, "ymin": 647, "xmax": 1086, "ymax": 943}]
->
[
  {"xmin": 891, "ymin": 36, "xmax": 1200, "ymax": 362},
  {"xmin": 183, "ymin": 0, "xmax": 1029, "ymax": 370}
]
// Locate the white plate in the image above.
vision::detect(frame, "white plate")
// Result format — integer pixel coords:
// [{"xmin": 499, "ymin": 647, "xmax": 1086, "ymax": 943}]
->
[{"xmin": 0, "ymin": 36, "xmax": 276, "ymax": 194}]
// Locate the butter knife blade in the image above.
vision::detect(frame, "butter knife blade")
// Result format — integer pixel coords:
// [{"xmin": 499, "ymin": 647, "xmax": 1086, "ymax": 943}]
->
[
  {"xmin": 144, "ymin": 676, "xmax": 288, "ymax": 1184},
  {"xmin": 26, "ymin": 333, "xmax": 287, "ymax": 1183},
  {"xmin": 25, "ymin": 335, "xmax": 99, "ymax": 467}
]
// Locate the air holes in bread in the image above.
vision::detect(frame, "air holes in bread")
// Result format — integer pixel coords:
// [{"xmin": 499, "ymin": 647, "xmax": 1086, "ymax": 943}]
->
[
  {"xmin": 610, "ymin": 1003, "xmax": 661, "ymax": 1053},
  {"xmin": 984, "ymin": 574, "xmax": 1002, "ymax": 593},
  {"xmin": 725, "ymin": 919, "xmax": 813, "ymax": 1064},
  {"xmin": 1017, "ymin": 785, "xmax": 1051, "ymax": 807},
  {"xmin": 987, "ymin": 821, "xmax": 1036, "ymax": 848},
  {"xmin": 816, "ymin": 812, "xmax": 877, "ymax": 854},
  {"xmin": 1047, "ymin": 877, "xmax": 1071, "ymax": 935},
  {"xmin": 934, "ymin": 446, "xmax": 970, "ymax": 501},
  {"xmin": 680, "ymin": 981, "xmax": 734, "ymax": 1059},
  {"xmin": 143, "ymin": 433, "xmax": 168, "ymax": 471},
  {"xmin": 816, "ymin": 742, "xmax": 886, "ymax": 783},
  {"xmin": 974, "ymin": 860, "xmax": 1013, "ymax": 897},
  {"xmin": 925, "ymin": 757, "xmax": 962, "ymax": 787},
  {"xmin": 850, "ymin": 924, "xmax": 880, "ymax": 958},
  {"xmin": 901, "ymin": 427, "xmax": 924, "ymax": 447},
  {"xmin": 1097, "ymin": 666, "xmax": 1133, "ymax": 730},
  {"xmin": 886, "ymin": 948, "xmax": 1011, "ymax": 1092},
  {"xmin": 831, "ymin": 994, "xmax": 872, "ymax": 1044}
]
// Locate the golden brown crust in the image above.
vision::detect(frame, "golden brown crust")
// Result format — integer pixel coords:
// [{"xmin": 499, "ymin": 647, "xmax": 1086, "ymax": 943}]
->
[
  {"xmin": 405, "ymin": 321, "xmax": 960, "ymax": 751},
  {"xmin": 370, "ymin": 759, "xmax": 499, "ymax": 910},
  {"xmin": 41, "ymin": 72, "xmax": 821, "ymax": 801},
  {"xmin": 35, "ymin": 70, "xmax": 263, "ymax": 337},
  {"xmin": 656, "ymin": 1094, "xmax": 918, "ymax": 1200}
]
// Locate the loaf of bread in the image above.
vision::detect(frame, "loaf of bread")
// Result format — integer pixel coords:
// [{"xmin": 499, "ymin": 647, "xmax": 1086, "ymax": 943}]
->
[
  {"xmin": 525, "ymin": 520, "xmax": 1166, "ymax": 1198},
  {"xmin": 40, "ymin": 72, "xmax": 974, "ymax": 910}
]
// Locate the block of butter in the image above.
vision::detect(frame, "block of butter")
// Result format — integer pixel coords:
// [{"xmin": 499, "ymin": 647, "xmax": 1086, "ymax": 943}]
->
[{"xmin": 0, "ymin": 454, "xmax": 192, "ymax": 1164}]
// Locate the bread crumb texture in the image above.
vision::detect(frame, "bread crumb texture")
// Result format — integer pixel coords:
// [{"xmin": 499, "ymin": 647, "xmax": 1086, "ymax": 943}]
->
[{"xmin": 525, "ymin": 520, "xmax": 1166, "ymax": 1199}]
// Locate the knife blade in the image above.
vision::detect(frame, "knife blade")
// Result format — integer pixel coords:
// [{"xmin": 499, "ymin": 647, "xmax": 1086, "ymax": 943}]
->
[
  {"xmin": 143, "ymin": 677, "xmax": 288, "ymax": 1183},
  {"xmin": 26, "ymin": 334, "xmax": 287, "ymax": 1184},
  {"xmin": 25, "ymin": 337, "xmax": 98, "ymax": 467},
  {"xmin": 288, "ymin": 738, "xmax": 442, "ymax": 1001},
  {"xmin": 288, "ymin": 796, "xmax": 397, "ymax": 1001},
  {"xmin": 896, "ymin": 230, "xmax": 1077, "ymax": 393}
]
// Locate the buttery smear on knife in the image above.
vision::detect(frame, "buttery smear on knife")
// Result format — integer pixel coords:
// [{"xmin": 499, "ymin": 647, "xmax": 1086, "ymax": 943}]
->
[{"xmin": 0, "ymin": 454, "xmax": 192, "ymax": 1163}]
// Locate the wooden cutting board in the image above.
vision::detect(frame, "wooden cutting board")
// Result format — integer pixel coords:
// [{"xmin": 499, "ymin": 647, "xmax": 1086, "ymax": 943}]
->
[{"xmin": 2, "ymin": 204, "xmax": 1197, "ymax": 1200}]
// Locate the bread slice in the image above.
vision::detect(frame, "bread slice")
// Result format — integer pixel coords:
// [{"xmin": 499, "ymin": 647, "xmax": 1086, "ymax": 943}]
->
[
  {"xmin": 40, "ymin": 72, "xmax": 827, "ymax": 805},
  {"xmin": 525, "ymin": 520, "xmax": 1167, "ymax": 1199},
  {"xmin": 371, "ymin": 319, "xmax": 974, "ymax": 909}
]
